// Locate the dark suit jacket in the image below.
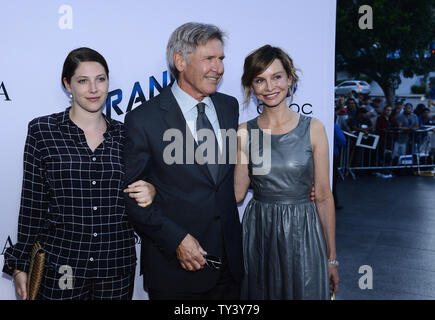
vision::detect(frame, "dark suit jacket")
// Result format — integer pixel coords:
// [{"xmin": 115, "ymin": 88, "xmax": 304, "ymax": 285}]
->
[{"xmin": 123, "ymin": 85, "xmax": 243, "ymax": 292}]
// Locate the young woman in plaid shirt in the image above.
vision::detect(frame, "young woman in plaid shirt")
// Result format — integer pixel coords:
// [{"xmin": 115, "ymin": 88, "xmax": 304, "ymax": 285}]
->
[{"xmin": 4, "ymin": 47, "xmax": 153, "ymax": 300}]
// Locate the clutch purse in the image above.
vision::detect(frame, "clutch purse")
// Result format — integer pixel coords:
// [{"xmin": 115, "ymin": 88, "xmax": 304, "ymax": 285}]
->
[{"xmin": 27, "ymin": 242, "xmax": 45, "ymax": 300}]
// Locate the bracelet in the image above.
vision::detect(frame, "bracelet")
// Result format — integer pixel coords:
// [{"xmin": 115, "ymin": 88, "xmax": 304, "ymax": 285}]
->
[{"xmin": 328, "ymin": 259, "xmax": 339, "ymax": 266}]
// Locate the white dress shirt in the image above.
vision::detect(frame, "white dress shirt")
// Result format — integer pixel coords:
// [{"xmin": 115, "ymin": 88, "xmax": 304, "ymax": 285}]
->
[{"xmin": 171, "ymin": 81, "xmax": 222, "ymax": 149}]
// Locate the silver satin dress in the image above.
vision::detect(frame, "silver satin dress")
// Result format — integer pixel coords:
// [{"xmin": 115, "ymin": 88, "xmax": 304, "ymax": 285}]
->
[{"xmin": 241, "ymin": 115, "xmax": 329, "ymax": 300}]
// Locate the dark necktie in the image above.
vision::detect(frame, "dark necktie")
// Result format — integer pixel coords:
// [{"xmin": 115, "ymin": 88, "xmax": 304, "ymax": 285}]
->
[{"xmin": 196, "ymin": 102, "xmax": 219, "ymax": 182}]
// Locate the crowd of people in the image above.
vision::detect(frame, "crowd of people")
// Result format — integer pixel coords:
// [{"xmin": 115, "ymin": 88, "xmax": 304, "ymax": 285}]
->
[{"xmin": 334, "ymin": 91, "xmax": 435, "ymax": 178}]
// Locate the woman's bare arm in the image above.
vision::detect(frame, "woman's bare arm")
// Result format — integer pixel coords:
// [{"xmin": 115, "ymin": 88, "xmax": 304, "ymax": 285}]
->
[
  {"xmin": 234, "ymin": 122, "xmax": 251, "ymax": 203},
  {"xmin": 310, "ymin": 118, "xmax": 339, "ymax": 294}
]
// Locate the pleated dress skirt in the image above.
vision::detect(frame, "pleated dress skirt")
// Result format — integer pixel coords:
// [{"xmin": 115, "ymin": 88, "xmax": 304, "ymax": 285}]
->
[{"xmin": 241, "ymin": 196, "xmax": 329, "ymax": 300}]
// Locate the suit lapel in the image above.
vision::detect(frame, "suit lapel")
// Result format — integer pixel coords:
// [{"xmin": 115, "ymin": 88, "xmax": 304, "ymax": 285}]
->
[
  {"xmin": 211, "ymin": 93, "xmax": 231, "ymax": 184},
  {"xmin": 159, "ymin": 87, "xmax": 215, "ymax": 185}
]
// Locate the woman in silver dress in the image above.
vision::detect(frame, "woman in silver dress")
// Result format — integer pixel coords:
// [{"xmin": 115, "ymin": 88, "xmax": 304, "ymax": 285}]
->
[{"xmin": 234, "ymin": 45, "xmax": 339, "ymax": 299}]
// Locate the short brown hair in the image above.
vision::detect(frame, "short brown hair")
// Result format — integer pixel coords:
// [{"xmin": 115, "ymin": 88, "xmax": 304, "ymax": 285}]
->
[{"xmin": 241, "ymin": 45, "xmax": 299, "ymax": 103}]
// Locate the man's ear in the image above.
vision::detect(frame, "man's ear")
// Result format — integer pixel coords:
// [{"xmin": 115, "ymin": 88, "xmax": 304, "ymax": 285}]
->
[{"xmin": 174, "ymin": 52, "xmax": 186, "ymax": 73}]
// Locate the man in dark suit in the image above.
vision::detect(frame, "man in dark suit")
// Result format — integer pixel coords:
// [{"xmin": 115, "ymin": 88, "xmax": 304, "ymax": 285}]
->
[{"xmin": 123, "ymin": 22, "xmax": 243, "ymax": 299}]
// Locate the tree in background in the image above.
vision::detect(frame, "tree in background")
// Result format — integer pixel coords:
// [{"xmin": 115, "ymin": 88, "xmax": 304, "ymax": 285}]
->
[{"xmin": 336, "ymin": 0, "xmax": 435, "ymax": 106}]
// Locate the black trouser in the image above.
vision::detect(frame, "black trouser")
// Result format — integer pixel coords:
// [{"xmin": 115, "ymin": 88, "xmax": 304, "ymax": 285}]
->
[{"xmin": 148, "ymin": 263, "xmax": 240, "ymax": 300}]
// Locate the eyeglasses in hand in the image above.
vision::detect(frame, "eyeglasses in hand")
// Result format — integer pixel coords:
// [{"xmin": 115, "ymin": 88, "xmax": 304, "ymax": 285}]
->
[{"xmin": 204, "ymin": 254, "xmax": 222, "ymax": 270}]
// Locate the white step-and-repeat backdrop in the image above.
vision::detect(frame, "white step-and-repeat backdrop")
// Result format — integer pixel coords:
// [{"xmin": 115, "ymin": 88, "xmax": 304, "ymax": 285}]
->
[{"xmin": 0, "ymin": 0, "xmax": 336, "ymax": 299}]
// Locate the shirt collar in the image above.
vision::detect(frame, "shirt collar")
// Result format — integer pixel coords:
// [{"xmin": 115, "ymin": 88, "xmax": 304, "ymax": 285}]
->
[
  {"xmin": 171, "ymin": 81, "xmax": 213, "ymax": 113},
  {"xmin": 57, "ymin": 107, "xmax": 122, "ymax": 135}
]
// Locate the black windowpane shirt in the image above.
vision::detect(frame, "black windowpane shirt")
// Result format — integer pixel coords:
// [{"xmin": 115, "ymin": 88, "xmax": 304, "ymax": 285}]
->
[{"xmin": 3, "ymin": 108, "xmax": 136, "ymax": 278}]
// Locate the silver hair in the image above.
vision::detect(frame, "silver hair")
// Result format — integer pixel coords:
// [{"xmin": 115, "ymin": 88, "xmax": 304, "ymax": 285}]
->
[{"xmin": 166, "ymin": 22, "xmax": 225, "ymax": 79}]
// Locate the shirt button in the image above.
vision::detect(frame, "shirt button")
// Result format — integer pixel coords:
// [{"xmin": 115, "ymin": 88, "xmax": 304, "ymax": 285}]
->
[
  {"xmin": 93, "ymin": 206, "xmax": 98, "ymax": 211},
  {"xmin": 92, "ymin": 181, "xmax": 96, "ymax": 185},
  {"xmin": 89, "ymin": 257, "xmax": 94, "ymax": 262},
  {"xmin": 92, "ymin": 157, "xmax": 97, "ymax": 161},
  {"xmin": 93, "ymin": 233, "xmax": 98, "ymax": 237}
]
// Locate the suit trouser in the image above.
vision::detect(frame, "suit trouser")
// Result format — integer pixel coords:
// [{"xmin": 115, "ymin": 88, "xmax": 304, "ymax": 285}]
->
[
  {"xmin": 37, "ymin": 267, "xmax": 135, "ymax": 300},
  {"xmin": 148, "ymin": 238, "xmax": 240, "ymax": 300},
  {"xmin": 148, "ymin": 262, "xmax": 240, "ymax": 300}
]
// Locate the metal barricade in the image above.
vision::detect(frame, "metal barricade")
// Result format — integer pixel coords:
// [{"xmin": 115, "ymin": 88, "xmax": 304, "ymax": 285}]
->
[{"xmin": 337, "ymin": 127, "xmax": 435, "ymax": 179}]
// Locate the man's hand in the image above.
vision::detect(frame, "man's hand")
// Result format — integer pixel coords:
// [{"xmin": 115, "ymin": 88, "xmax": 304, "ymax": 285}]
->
[
  {"xmin": 310, "ymin": 185, "xmax": 315, "ymax": 202},
  {"xmin": 176, "ymin": 234, "xmax": 207, "ymax": 271}
]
